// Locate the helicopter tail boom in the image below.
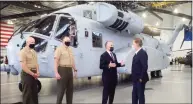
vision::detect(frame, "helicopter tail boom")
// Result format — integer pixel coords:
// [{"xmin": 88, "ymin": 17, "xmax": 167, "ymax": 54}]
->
[{"xmin": 166, "ymin": 24, "xmax": 184, "ymax": 46}]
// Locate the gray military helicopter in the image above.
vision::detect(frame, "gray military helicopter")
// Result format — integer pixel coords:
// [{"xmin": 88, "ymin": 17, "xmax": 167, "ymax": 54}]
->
[{"xmin": 0, "ymin": 2, "xmax": 189, "ymax": 92}]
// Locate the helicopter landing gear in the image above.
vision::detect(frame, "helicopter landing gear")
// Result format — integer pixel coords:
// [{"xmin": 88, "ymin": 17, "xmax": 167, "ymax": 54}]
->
[
  {"xmin": 151, "ymin": 70, "xmax": 162, "ymax": 78},
  {"xmin": 7, "ymin": 71, "xmax": 10, "ymax": 75},
  {"xmin": 19, "ymin": 79, "xmax": 42, "ymax": 93},
  {"xmin": 88, "ymin": 76, "xmax": 91, "ymax": 80},
  {"xmin": 156, "ymin": 70, "xmax": 162, "ymax": 78},
  {"xmin": 151, "ymin": 71, "xmax": 156, "ymax": 78}
]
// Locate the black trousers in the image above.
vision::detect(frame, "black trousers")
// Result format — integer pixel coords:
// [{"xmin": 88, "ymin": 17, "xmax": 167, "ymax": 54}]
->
[
  {"xmin": 132, "ymin": 81, "xmax": 146, "ymax": 104},
  {"xmin": 102, "ymin": 76, "xmax": 117, "ymax": 104},
  {"xmin": 56, "ymin": 66, "xmax": 73, "ymax": 104},
  {"xmin": 21, "ymin": 70, "xmax": 38, "ymax": 104}
]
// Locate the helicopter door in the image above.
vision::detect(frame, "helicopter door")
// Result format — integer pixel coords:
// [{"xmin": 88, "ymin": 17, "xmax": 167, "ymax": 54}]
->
[
  {"xmin": 33, "ymin": 36, "xmax": 51, "ymax": 77},
  {"xmin": 75, "ymin": 28, "xmax": 92, "ymax": 77},
  {"xmin": 90, "ymin": 30, "xmax": 104, "ymax": 75}
]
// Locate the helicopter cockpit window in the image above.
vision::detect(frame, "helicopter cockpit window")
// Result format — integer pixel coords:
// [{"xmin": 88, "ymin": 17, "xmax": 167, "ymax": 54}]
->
[
  {"xmin": 55, "ymin": 16, "xmax": 78, "ymax": 48},
  {"xmin": 22, "ymin": 15, "xmax": 56, "ymax": 37},
  {"xmin": 21, "ymin": 37, "xmax": 48, "ymax": 53},
  {"xmin": 92, "ymin": 32, "xmax": 102, "ymax": 48},
  {"xmin": 34, "ymin": 37, "xmax": 48, "ymax": 53}
]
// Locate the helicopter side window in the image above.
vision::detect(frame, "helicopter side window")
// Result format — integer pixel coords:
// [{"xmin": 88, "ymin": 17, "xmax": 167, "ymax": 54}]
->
[
  {"xmin": 55, "ymin": 16, "xmax": 78, "ymax": 48},
  {"xmin": 24, "ymin": 15, "xmax": 56, "ymax": 37},
  {"xmin": 92, "ymin": 32, "xmax": 102, "ymax": 48}
]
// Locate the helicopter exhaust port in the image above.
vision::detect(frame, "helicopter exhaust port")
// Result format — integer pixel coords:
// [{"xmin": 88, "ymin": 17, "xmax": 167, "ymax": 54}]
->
[{"xmin": 96, "ymin": 2, "xmax": 144, "ymax": 35}]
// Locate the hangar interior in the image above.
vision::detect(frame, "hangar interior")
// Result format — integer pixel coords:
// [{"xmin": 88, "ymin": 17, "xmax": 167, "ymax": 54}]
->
[
  {"xmin": 1, "ymin": 1, "xmax": 192, "ymax": 58},
  {"xmin": 0, "ymin": 1, "xmax": 192, "ymax": 104}
]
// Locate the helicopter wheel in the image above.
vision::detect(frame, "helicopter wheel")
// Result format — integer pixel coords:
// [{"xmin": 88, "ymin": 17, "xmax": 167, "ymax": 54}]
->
[
  {"xmin": 88, "ymin": 76, "xmax": 91, "ymax": 80},
  {"xmin": 150, "ymin": 71, "xmax": 156, "ymax": 78},
  {"xmin": 156, "ymin": 70, "xmax": 162, "ymax": 78},
  {"xmin": 7, "ymin": 72, "xmax": 10, "ymax": 75},
  {"xmin": 18, "ymin": 80, "xmax": 42, "ymax": 93}
]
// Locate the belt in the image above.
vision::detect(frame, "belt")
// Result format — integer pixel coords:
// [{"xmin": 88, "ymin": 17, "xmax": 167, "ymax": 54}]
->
[
  {"xmin": 30, "ymin": 68, "xmax": 36, "ymax": 70},
  {"xmin": 59, "ymin": 65, "xmax": 72, "ymax": 67}
]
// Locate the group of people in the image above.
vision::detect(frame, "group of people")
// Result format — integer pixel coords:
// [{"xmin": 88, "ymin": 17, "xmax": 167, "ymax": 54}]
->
[
  {"xmin": 171, "ymin": 57, "xmax": 180, "ymax": 65},
  {"xmin": 19, "ymin": 35, "xmax": 149, "ymax": 104}
]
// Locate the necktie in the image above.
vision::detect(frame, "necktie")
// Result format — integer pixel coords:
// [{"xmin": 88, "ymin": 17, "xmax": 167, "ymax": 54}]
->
[{"xmin": 110, "ymin": 52, "xmax": 115, "ymax": 61}]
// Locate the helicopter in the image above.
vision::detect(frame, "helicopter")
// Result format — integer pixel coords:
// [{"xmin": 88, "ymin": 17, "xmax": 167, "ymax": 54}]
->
[{"xmin": 0, "ymin": 2, "xmax": 188, "ymax": 92}]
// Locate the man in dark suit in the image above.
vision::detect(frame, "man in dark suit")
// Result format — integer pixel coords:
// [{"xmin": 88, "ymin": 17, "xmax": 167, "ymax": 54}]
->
[
  {"xmin": 100, "ymin": 41, "xmax": 125, "ymax": 104},
  {"xmin": 131, "ymin": 38, "xmax": 149, "ymax": 104}
]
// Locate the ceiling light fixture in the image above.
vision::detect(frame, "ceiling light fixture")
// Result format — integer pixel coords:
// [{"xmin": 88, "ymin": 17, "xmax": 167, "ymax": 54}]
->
[
  {"xmin": 89, "ymin": 2, "xmax": 95, "ymax": 4},
  {"xmin": 173, "ymin": 8, "xmax": 178, "ymax": 14},
  {"xmin": 156, "ymin": 22, "xmax": 160, "ymax": 26},
  {"xmin": 7, "ymin": 20, "xmax": 13, "ymax": 24},
  {"xmin": 142, "ymin": 13, "xmax": 147, "ymax": 18},
  {"xmin": 182, "ymin": 18, "xmax": 187, "ymax": 21}
]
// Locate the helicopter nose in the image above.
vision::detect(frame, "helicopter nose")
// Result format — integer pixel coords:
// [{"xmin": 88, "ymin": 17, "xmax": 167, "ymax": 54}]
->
[
  {"xmin": 6, "ymin": 36, "xmax": 21, "ymax": 66},
  {"xmin": 6, "ymin": 38, "xmax": 22, "ymax": 74},
  {"xmin": 7, "ymin": 41, "xmax": 17, "ymax": 65}
]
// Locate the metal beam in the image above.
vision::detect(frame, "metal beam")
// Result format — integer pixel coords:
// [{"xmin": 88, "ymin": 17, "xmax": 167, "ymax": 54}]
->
[
  {"xmin": 134, "ymin": 7, "xmax": 192, "ymax": 20},
  {"xmin": 7, "ymin": 1, "xmax": 44, "ymax": 11},
  {"xmin": 148, "ymin": 10, "xmax": 163, "ymax": 21},
  {"xmin": 0, "ymin": 1, "xmax": 79, "ymax": 20},
  {"xmin": 0, "ymin": 9, "xmax": 59, "ymax": 20},
  {"xmin": 151, "ymin": 8, "xmax": 192, "ymax": 20},
  {"xmin": 32, "ymin": 1, "xmax": 53, "ymax": 9},
  {"xmin": 0, "ymin": 2, "xmax": 10, "ymax": 10}
]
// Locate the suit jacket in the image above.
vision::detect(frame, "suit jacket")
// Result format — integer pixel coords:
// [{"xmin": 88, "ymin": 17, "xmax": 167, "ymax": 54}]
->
[
  {"xmin": 100, "ymin": 51, "xmax": 122, "ymax": 81},
  {"xmin": 132, "ymin": 49, "xmax": 149, "ymax": 82}
]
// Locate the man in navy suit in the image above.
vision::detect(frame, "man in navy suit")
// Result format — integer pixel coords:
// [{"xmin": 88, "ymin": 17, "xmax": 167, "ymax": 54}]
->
[
  {"xmin": 131, "ymin": 38, "xmax": 149, "ymax": 104},
  {"xmin": 100, "ymin": 41, "xmax": 125, "ymax": 104}
]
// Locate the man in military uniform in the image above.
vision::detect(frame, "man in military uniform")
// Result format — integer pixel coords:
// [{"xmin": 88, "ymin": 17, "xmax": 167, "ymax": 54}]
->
[
  {"xmin": 54, "ymin": 36, "xmax": 77, "ymax": 104},
  {"xmin": 20, "ymin": 36, "xmax": 39, "ymax": 104}
]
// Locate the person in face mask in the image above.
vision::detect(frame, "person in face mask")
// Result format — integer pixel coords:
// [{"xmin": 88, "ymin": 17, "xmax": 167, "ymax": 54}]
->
[
  {"xmin": 54, "ymin": 36, "xmax": 77, "ymax": 104},
  {"xmin": 100, "ymin": 41, "xmax": 125, "ymax": 104},
  {"xmin": 19, "ymin": 36, "xmax": 39, "ymax": 104}
]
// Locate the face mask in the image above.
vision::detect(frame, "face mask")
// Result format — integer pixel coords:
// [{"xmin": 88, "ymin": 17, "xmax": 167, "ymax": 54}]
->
[
  {"xmin": 110, "ymin": 47, "xmax": 114, "ymax": 52},
  {"xmin": 65, "ymin": 42, "xmax": 71, "ymax": 46},
  {"xmin": 29, "ymin": 44, "xmax": 35, "ymax": 49}
]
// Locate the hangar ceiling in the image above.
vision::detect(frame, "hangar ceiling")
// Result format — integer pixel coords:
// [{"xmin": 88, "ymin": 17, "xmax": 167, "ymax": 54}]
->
[
  {"xmin": 0, "ymin": 1, "xmax": 191, "ymax": 27},
  {"xmin": 0, "ymin": 1, "xmax": 78, "ymax": 26}
]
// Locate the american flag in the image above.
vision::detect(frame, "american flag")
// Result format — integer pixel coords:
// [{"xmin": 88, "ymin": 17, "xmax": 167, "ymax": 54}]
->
[{"xmin": 0, "ymin": 22, "xmax": 14, "ymax": 47}]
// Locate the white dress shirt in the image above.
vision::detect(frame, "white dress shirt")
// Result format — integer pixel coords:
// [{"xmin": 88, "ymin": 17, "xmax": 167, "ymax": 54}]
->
[{"xmin": 135, "ymin": 48, "xmax": 142, "ymax": 55}]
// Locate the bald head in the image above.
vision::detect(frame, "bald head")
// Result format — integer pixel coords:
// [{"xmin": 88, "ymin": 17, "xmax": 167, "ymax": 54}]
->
[
  {"xmin": 26, "ymin": 36, "xmax": 35, "ymax": 48},
  {"xmin": 26, "ymin": 37, "xmax": 35, "ymax": 43},
  {"xmin": 63, "ymin": 36, "xmax": 71, "ymax": 43}
]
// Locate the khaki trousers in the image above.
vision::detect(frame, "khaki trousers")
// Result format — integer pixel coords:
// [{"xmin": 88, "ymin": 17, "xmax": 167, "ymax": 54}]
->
[{"xmin": 56, "ymin": 66, "xmax": 73, "ymax": 104}]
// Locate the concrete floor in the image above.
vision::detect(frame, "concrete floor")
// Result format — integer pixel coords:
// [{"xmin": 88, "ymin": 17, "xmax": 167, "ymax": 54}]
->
[{"xmin": 1, "ymin": 64, "xmax": 192, "ymax": 103}]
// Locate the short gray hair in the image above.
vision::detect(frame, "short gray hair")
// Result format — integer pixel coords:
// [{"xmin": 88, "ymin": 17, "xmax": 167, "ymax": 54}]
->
[
  {"xmin": 105, "ymin": 41, "xmax": 113, "ymax": 47},
  {"xmin": 134, "ymin": 38, "xmax": 143, "ymax": 47}
]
